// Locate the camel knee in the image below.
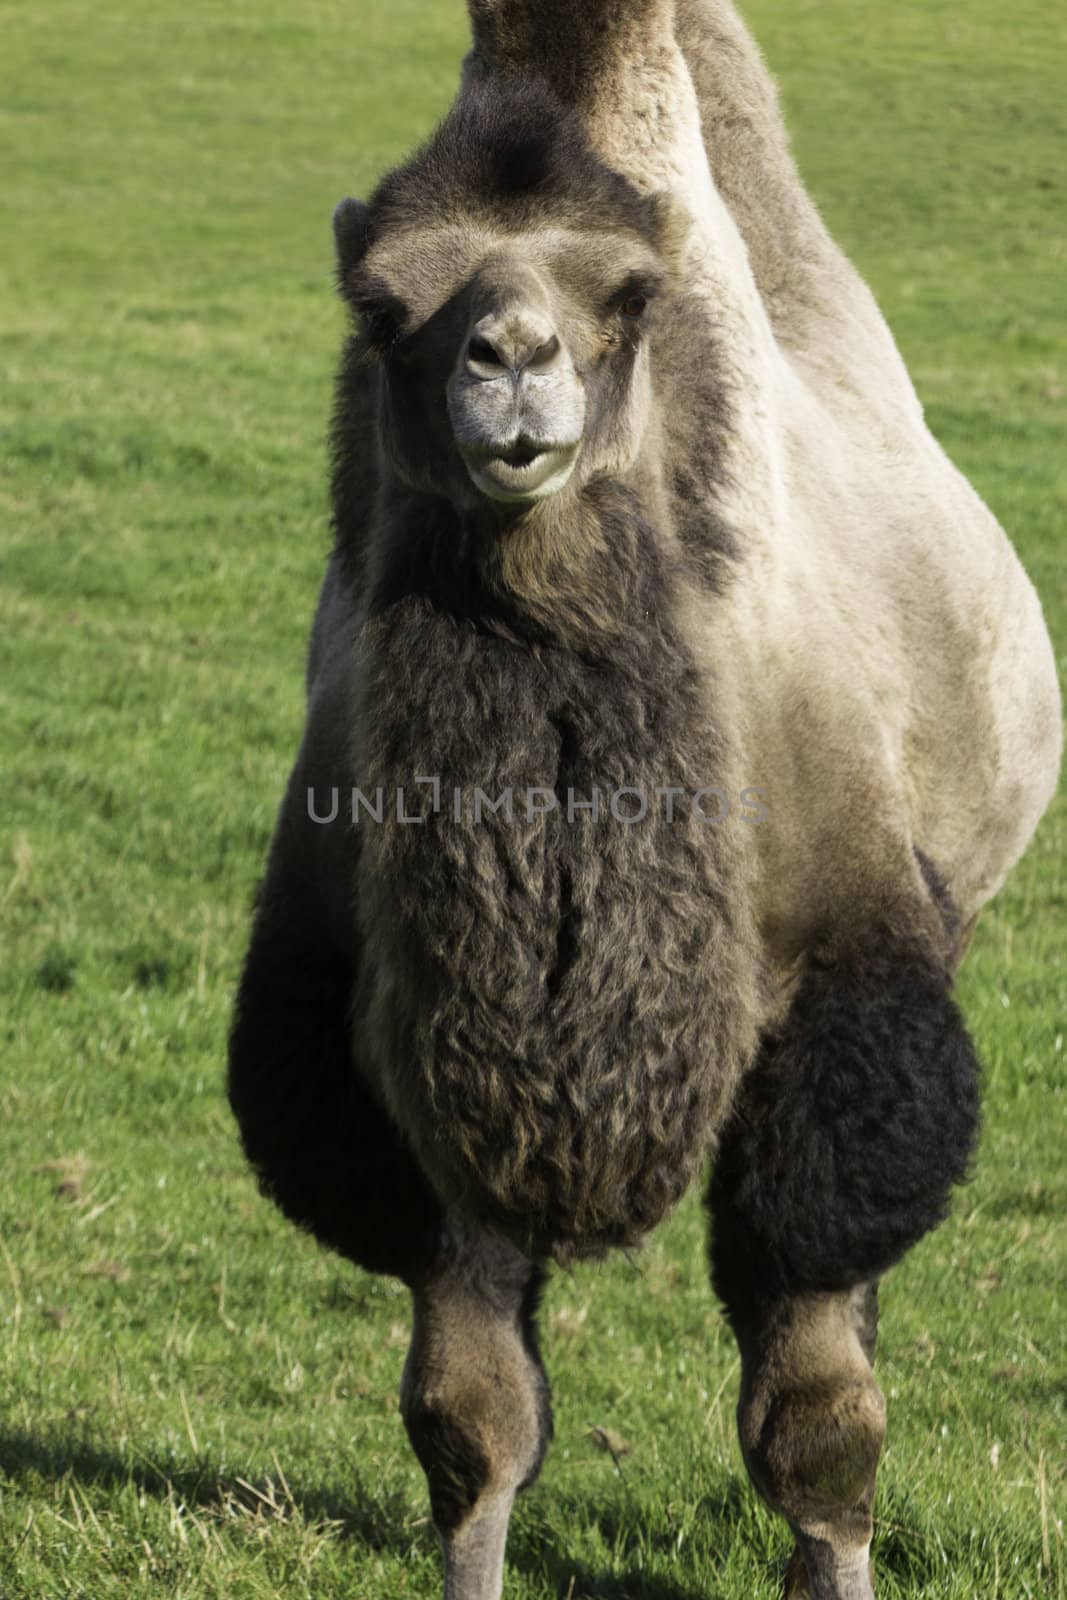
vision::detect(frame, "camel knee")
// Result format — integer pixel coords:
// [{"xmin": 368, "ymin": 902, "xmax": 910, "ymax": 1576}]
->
[
  {"xmin": 401, "ymin": 1352, "xmax": 545, "ymax": 1536},
  {"xmin": 743, "ymin": 1365, "xmax": 885, "ymax": 1535}
]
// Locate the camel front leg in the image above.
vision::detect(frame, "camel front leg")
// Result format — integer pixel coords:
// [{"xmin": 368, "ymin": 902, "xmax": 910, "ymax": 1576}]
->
[
  {"xmin": 401, "ymin": 1218, "xmax": 552, "ymax": 1600},
  {"xmin": 707, "ymin": 926, "xmax": 980, "ymax": 1596}
]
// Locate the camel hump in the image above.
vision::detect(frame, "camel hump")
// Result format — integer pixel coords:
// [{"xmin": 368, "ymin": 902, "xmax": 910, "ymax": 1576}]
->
[{"xmin": 465, "ymin": 0, "xmax": 679, "ymax": 120}]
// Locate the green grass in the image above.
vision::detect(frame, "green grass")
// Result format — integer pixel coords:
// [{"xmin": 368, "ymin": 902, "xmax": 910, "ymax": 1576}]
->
[{"xmin": 1, "ymin": 0, "xmax": 1064, "ymax": 1594}]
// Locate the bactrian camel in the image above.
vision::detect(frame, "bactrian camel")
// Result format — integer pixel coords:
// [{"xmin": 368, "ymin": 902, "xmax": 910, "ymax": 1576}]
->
[{"xmin": 228, "ymin": 1, "xmax": 1062, "ymax": 1595}]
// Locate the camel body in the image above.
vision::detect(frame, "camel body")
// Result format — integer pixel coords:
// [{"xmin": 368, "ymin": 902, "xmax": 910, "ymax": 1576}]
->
[{"xmin": 229, "ymin": 4, "xmax": 1061, "ymax": 1596}]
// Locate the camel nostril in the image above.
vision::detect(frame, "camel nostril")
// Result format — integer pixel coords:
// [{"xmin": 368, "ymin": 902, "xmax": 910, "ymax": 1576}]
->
[
  {"xmin": 527, "ymin": 334, "xmax": 561, "ymax": 371},
  {"xmin": 468, "ymin": 334, "xmax": 505, "ymax": 369}
]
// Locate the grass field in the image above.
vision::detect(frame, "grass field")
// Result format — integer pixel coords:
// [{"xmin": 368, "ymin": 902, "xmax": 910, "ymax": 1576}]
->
[{"xmin": 1, "ymin": 0, "xmax": 1065, "ymax": 1595}]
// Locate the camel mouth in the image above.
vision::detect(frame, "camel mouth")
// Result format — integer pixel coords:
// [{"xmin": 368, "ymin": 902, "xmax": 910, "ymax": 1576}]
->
[
  {"xmin": 498, "ymin": 439, "xmax": 543, "ymax": 468},
  {"xmin": 459, "ymin": 438, "xmax": 581, "ymax": 505}
]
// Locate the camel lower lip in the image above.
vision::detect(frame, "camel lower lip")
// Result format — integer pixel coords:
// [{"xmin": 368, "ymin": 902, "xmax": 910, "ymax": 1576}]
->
[{"xmin": 461, "ymin": 442, "xmax": 580, "ymax": 504}]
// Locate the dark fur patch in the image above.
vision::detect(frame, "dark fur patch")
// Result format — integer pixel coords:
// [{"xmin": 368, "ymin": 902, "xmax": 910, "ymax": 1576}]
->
[
  {"xmin": 227, "ymin": 881, "xmax": 442, "ymax": 1285},
  {"xmin": 707, "ymin": 934, "xmax": 981, "ymax": 1328},
  {"xmin": 329, "ymin": 340, "xmax": 381, "ymax": 595}
]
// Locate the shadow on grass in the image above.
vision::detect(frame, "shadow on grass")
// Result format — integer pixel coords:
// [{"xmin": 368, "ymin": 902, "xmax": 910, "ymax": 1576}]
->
[
  {"xmin": 10, "ymin": 1427, "xmax": 1024, "ymax": 1597},
  {"xmin": 0, "ymin": 1426, "xmax": 410, "ymax": 1551},
  {"xmin": 0, "ymin": 1425, "xmax": 722, "ymax": 1597},
  {"xmin": 6, "ymin": 1427, "xmax": 1022, "ymax": 1597}
]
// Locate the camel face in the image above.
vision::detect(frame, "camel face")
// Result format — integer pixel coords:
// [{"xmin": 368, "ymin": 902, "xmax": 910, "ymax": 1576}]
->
[{"xmin": 334, "ymin": 79, "xmax": 673, "ymax": 508}]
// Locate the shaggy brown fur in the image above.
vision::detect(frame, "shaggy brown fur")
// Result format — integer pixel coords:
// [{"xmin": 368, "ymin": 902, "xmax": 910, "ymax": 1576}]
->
[{"xmin": 353, "ymin": 476, "xmax": 757, "ymax": 1260}]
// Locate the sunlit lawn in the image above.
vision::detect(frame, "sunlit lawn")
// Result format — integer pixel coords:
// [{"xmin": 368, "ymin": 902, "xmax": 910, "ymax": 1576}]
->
[{"xmin": 1, "ymin": 0, "xmax": 1064, "ymax": 1594}]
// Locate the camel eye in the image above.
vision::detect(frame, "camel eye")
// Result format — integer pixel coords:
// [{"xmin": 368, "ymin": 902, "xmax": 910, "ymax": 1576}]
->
[
  {"xmin": 360, "ymin": 302, "xmax": 403, "ymax": 350},
  {"xmin": 351, "ymin": 282, "xmax": 409, "ymax": 352},
  {"xmin": 621, "ymin": 294, "xmax": 648, "ymax": 319}
]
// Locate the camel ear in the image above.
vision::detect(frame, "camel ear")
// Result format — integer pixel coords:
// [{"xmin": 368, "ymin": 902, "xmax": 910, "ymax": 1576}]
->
[
  {"xmin": 652, "ymin": 192, "xmax": 693, "ymax": 278},
  {"xmin": 333, "ymin": 197, "xmax": 371, "ymax": 276}
]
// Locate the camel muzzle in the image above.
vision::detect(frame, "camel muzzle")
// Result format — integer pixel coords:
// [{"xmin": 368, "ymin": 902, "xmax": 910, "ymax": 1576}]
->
[{"xmin": 448, "ymin": 299, "xmax": 586, "ymax": 505}]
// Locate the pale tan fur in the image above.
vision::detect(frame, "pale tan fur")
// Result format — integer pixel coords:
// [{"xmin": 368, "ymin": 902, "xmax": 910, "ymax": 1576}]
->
[{"xmin": 676, "ymin": 0, "xmax": 1061, "ymax": 968}]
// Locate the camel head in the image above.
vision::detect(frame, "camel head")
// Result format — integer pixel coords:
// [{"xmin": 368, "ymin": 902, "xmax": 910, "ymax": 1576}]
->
[{"xmin": 334, "ymin": 79, "xmax": 687, "ymax": 511}]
